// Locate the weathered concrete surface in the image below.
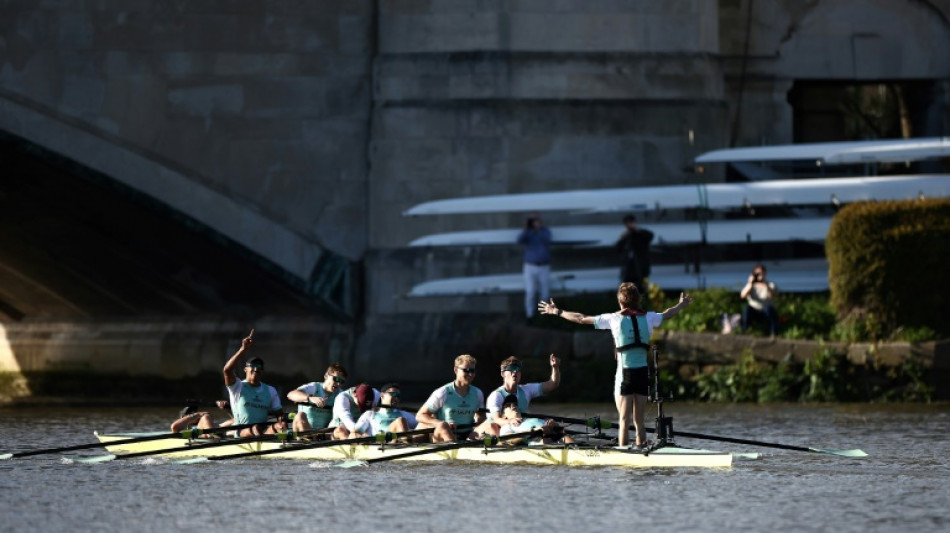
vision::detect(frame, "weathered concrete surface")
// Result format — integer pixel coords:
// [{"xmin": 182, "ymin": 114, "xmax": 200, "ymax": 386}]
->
[
  {"xmin": 2, "ymin": 1, "xmax": 950, "ymax": 402},
  {"xmin": 0, "ymin": 0, "xmax": 375, "ymax": 280},
  {"xmin": 0, "ymin": 318, "xmax": 353, "ymax": 402}
]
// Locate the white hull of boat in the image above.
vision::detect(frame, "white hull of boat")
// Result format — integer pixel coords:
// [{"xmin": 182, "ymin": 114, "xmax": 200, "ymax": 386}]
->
[
  {"xmin": 403, "ymin": 175, "xmax": 949, "ymax": 215},
  {"xmin": 695, "ymin": 137, "xmax": 950, "ymax": 164},
  {"xmin": 94, "ymin": 433, "xmax": 734, "ymax": 468},
  {"xmin": 406, "ymin": 259, "xmax": 829, "ymax": 297},
  {"xmin": 409, "ymin": 217, "xmax": 832, "ymax": 248}
]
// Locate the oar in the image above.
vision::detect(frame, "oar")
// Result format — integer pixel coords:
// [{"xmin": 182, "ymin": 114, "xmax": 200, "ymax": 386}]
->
[
  {"xmin": 0, "ymin": 420, "xmax": 277, "ymax": 460},
  {"xmin": 333, "ymin": 429, "xmax": 542, "ymax": 468},
  {"xmin": 71, "ymin": 426, "xmax": 334, "ymax": 463},
  {"xmin": 178, "ymin": 427, "xmax": 438, "ymax": 463},
  {"xmin": 563, "ymin": 428, "xmax": 613, "ymax": 441},
  {"xmin": 668, "ymin": 429, "xmax": 868, "ymax": 457},
  {"xmin": 522, "ymin": 412, "xmax": 868, "ymax": 458}
]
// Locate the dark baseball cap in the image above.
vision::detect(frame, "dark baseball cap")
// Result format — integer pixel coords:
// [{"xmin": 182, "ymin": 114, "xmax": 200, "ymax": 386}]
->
[{"xmin": 354, "ymin": 383, "xmax": 374, "ymax": 412}]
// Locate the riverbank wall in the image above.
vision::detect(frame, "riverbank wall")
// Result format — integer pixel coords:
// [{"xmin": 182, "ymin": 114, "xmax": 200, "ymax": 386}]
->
[{"xmin": 1, "ymin": 318, "xmax": 947, "ymax": 405}]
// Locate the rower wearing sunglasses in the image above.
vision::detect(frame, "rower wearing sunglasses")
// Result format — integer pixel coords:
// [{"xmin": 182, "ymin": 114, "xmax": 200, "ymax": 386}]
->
[
  {"xmin": 352, "ymin": 383, "xmax": 417, "ymax": 438},
  {"xmin": 286, "ymin": 363, "xmax": 348, "ymax": 433},
  {"xmin": 222, "ymin": 329, "xmax": 287, "ymax": 437},
  {"xmin": 486, "ymin": 354, "xmax": 561, "ymax": 427},
  {"xmin": 416, "ymin": 354, "xmax": 499, "ymax": 442}
]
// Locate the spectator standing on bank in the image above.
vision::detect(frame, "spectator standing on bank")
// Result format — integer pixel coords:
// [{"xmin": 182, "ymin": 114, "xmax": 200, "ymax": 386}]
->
[
  {"xmin": 740, "ymin": 264, "xmax": 779, "ymax": 338},
  {"xmin": 615, "ymin": 214, "xmax": 654, "ymax": 291},
  {"xmin": 517, "ymin": 213, "xmax": 552, "ymax": 320}
]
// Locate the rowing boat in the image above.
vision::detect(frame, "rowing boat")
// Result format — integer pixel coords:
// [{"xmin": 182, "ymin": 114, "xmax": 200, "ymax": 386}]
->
[{"xmin": 94, "ymin": 432, "xmax": 736, "ymax": 468}]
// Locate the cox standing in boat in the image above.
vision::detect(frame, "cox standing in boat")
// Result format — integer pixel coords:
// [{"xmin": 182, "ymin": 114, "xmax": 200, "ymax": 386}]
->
[
  {"xmin": 286, "ymin": 363, "xmax": 348, "ymax": 433},
  {"xmin": 538, "ymin": 283, "xmax": 692, "ymax": 448},
  {"xmin": 222, "ymin": 329, "xmax": 286, "ymax": 437},
  {"xmin": 486, "ymin": 354, "xmax": 561, "ymax": 426},
  {"xmin": 416, "ymin": 354, "xmax": 499, "ymax": 442}
]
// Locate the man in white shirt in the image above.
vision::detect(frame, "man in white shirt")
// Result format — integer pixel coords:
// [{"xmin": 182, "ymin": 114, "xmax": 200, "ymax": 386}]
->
[{"xmin": 485, "ymin": 354, "xmax": 560, "ymax": 427}]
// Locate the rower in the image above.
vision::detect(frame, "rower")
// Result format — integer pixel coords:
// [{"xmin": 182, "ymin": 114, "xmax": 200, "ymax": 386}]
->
[
  {"xmin": 415, "ymin": 354, "xmax": 499, "ymax": 442},
  {"xmin": 498, "ymin": 394, "xmax": 573, "ymax": 445},
  {"xmin": 352, "ymin": 383, "xmax": 418, "ymax": 439},
  {"xmin": 286, "ymin": 363, "xmax": 348, "ymax": 433},
  {"xmin": 222, "ymin": 329, "xmax": 287, "ymax": 437},
  {"xmin": 486, "ymin": 354, "xmax": 561, "ymax": 427},
  {"xmin": 330, "ymin": 382, "xmax": 378, "ymax": 439},
  {"xmin": 169, "ymin": 400, "xmax": 233, "ymax": 434}
]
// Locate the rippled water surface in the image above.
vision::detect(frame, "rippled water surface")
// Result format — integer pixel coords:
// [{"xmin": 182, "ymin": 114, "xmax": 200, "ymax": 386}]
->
[{"xmin": 1, "ymin": 403, "xmax": 947, "ymax": 533}]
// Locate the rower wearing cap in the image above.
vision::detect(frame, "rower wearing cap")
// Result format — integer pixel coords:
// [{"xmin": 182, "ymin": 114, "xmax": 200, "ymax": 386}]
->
[
  {"xmin": 486, "ymin": 354, "xmax": 561, "ymax": 427},
  {"xmin": 330, "ymin": 382, "xmax": 379, "ymax": 439},
  {"xmin": 352, "ymin": 382, "xmax": 417, "ymax": 438},
  {"xmin": 286, "ymin": 363, "xmax": 348, "ymax": 433},
  {"xmin": 416, "ymin": 354, "xmax": 499, "ymax": 442},
  {"xmin": 222, "ymin": 329, "xmax": 286, "ymax": 437},
  {"xmin": 498, "ymin": 394, "xmax": 573, "ymax": 445}
]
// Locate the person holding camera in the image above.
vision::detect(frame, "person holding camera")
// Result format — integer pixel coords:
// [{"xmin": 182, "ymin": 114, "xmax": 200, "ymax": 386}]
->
[
  {"xmin": 739, "ymin": 264, "xmax": 779, "ymax": 338},
  {"xmin": 517, "ymin": 212, "xmax": 552, "ymax": 320}
]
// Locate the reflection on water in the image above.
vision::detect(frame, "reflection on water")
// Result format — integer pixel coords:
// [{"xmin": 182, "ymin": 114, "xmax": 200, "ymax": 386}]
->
[{"xmin": 0, "ymin": 403, "xmax": 948, "ymax": 533}]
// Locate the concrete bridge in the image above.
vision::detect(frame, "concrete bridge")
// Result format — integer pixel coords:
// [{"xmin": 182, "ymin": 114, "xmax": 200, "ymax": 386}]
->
[{"xmin": 1, "ymin": 1, "xmax": 948, "ymax": 401}]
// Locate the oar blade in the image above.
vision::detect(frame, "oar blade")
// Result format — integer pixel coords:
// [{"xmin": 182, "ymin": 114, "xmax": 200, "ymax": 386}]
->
[
  {"xmin": 811, "ymin": 448, "xmax": 868, "ymax": 457},
  {"xmin": 333, "ymin": 460, "xmax": 368, "ymax": 469},
  {"xmin": 0, "ymin": 453, "xmax": 13, "ymax": 460},
  {"xmin": 732, "ymin": 452, "xmax": 761, "ymax": 461},
  {"xmin": 174, "ymin": 457, "xmax": 209, "ymax": 465},
  {"xmin": 71, "ymin": 454, "xmax": 117, "ymax": 464}
]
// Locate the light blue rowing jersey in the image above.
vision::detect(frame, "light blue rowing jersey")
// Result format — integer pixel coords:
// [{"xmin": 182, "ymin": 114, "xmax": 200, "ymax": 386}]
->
[
  {"xmin": 617, "ymin": 313, "xmax": 650, "ymax": 369},
  {"xmin": 425, "ymin": 382, "xmax": 484, "ymax": 426},
  {"xmin": 372, "ymin": 408, "xmax": 403, "ymax": 431},
  {"xmin": 231, "ymin": 380, "xmax": 276, "ymax": 424},
  {"xmin": 500, "ymin": 417, "xmax": 546, "ymax": 437},
  {"xmin": 520, "ymin": 418, "xmax": 546, "ymax": 430},
  {"xmin": 493, "ymin": 385, "xmax": 530, "ymax": 413},
  {"xmin": 296, "ymin": 382, "xmax": 335, "ymax": 429}
]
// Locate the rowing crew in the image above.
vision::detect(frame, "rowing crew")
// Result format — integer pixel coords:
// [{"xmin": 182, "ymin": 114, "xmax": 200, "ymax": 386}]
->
[{"xmin": 182, "ymin": 329, "xmax": 570, "ymax": 445}]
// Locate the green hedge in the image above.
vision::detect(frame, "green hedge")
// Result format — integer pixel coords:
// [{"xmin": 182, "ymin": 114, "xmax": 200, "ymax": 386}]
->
[{"xmin": 826, "ymin": 198, "xmax": 950, "ymax": 337}]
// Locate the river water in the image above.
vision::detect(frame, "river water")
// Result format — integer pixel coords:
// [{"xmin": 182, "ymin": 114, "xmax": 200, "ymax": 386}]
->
[{"xmin": 0, "ymin": 403, "xmax": 947, "ymax": 533}]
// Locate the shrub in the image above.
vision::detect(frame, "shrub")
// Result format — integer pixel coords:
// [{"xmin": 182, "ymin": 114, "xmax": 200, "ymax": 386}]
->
[{"xmin": 826, "ymin": 198, "xmax": 950, "ymax": 338}]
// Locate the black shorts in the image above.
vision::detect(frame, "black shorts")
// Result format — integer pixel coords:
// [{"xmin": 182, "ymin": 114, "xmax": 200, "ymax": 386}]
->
[{"xmin": 619, "ymin": 367, "xmax": 649, "ymax": 396}]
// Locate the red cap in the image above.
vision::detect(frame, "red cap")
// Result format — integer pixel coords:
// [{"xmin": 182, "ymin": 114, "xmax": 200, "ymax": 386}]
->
[{"xmin": 354, "ymin": 383, "xmax": 374, "ymax": 412}]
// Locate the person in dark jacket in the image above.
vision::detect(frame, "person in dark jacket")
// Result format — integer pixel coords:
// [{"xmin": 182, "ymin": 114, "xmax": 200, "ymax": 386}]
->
[{"xmin": 615, "ymin": 214, "xmax": 654, "ymax": 291}]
